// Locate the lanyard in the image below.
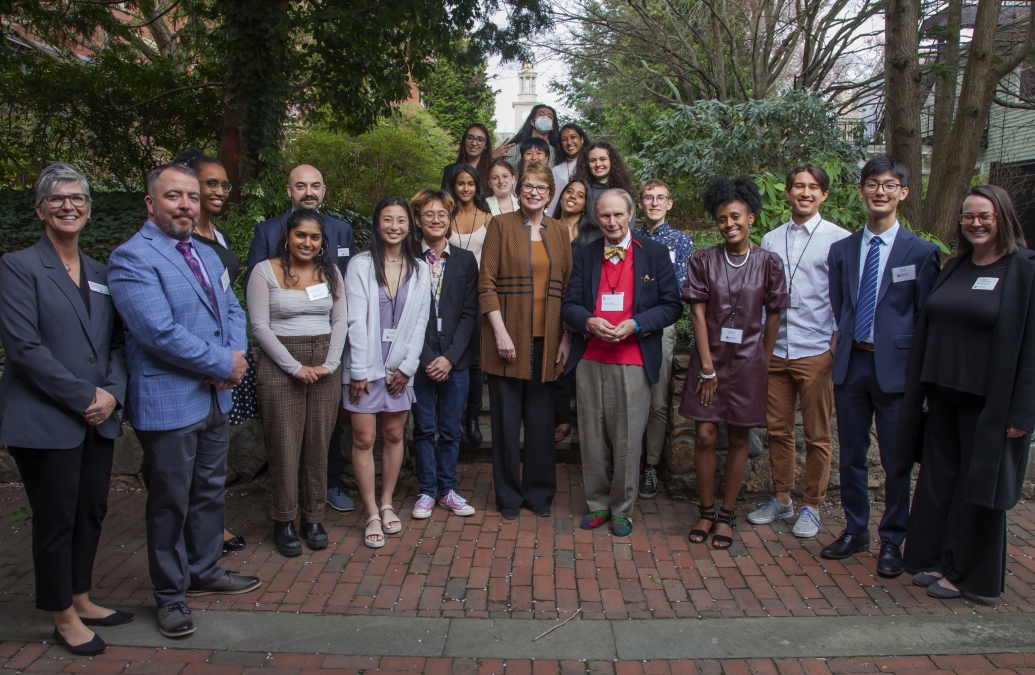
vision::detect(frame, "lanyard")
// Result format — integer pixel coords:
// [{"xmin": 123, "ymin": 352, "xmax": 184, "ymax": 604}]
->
[
  {"xmin": 722, "ymin": 245, "xmax": 750, "ymax": 328},
  {"xmin": 602, "ymin": 251, "xmax": 629, "ymax": 294},
  {"xmin": 385, "ymin": 262, "xmax": 405, "ymax": 328},
  {"xmin": 427, "ymin": 251, "xmax": 446, "ymax": 316},
  {"xmin": 784, "ymin": 222, "xmax": 817, "ymax": 297}
]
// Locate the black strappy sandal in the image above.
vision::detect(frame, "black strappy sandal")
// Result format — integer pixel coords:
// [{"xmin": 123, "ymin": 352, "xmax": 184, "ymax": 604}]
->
[
  {"xmin": 712, "ymin": 506, "xmax": 737, "ymax": 550},
  {"xmin": 689, "ymin": 503, "xmax": 716, "ymax": 543}
]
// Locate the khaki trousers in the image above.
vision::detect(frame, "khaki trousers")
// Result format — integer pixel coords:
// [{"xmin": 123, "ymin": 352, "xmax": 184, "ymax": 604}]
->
[
  {"xmin": 576, "ymin": 359, "xmax": 652, "ymax": 518},
  {"xmin": 766, "ymin": 351, "xmax": 834, "ymax": 506},
  {"xmin": 644, "ymin": 325, "xmax": 676, "ymax": 465},
  {"xmin": 256, "ymin": 335, "xmax": 342, "ymax": 523}
]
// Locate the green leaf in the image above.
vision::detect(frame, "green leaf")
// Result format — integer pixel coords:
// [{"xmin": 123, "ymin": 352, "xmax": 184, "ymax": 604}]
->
[{"xmin": 12, "ymin": 506, "xmax": 30, "ymax": 523}]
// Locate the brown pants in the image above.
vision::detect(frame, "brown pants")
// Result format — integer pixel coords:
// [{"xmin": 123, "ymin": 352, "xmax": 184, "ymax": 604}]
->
[
  {"xmin": 766, "ymin": 351, "xmax": 834, "ymax": 506},
  {"xmin": 256, "ymin": 335, "xmax": 342, "ymax": 523}
]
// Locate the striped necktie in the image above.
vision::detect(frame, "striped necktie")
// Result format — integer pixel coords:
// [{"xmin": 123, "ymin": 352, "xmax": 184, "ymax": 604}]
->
[{"xmin": 853, "ymin": 236, "xmax": 883, "ymax": 341}]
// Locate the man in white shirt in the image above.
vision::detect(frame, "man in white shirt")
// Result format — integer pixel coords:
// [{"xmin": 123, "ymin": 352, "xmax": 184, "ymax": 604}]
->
[{"xmin": 749, "ymin": 164, "xmax": 849, "ymax": 538}]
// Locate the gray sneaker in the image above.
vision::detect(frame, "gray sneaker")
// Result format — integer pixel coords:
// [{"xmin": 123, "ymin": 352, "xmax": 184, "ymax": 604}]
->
[
  {"xmin": 186, "ymin": 571, "xmax": 261, "ymax": 596},
  {"xmin": 327, "ymin": 487, "xmax": 355, "ymax": 512},
  {"xmin": 747, "ymin": 497, "xmax": 794, "ymax": 525},
  {"xmin": 157, "ymin": 601, "xmax": 195, "ymax": 638},
  {"xmin": 792, "ymin": 505, "xmax": 821, "ymax": 538}
]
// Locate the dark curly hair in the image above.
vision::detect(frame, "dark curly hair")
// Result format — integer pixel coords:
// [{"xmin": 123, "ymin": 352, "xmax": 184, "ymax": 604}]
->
[
  {"xmin": 702, "ymin": 176, "xmax": 761, "ymax": 220},
  {"xmin": 276, "ymin": 208, "xmax": 341, "ymax": 298},
  {"xmin": 173, "ymin": 146, "xmax": 222, "ymax": 171},
  {"xmin": 572, "ymin": 141, "xmax": 635, "ymax": 196}
]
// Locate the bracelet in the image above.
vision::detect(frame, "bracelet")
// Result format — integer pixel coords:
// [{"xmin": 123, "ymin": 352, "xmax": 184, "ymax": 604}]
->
[{"xmin": 698, "ymin": 369, "xmax": 716, "ymax": 381}]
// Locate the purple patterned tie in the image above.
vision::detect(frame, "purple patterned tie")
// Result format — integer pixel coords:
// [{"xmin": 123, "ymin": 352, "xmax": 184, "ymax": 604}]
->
[{"xmin": 175, "ymin": 241, "xmax": 219, "ymax": 315}]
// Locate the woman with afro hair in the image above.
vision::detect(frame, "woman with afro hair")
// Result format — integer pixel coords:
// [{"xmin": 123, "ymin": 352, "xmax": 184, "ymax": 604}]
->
[{"xmin": 680, "ymin": 176, "xmax": 789, "ymax": 549}]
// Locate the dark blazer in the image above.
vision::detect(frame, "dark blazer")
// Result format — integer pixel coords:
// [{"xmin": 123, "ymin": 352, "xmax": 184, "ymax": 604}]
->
[
  {"xmin": 419, "ymin": 245, "xmax": 480, "ymax": 372},
  {"xmin": 0, "ymin": 236, "xmax": 127, "ymax": 448},
  {"xmin": 561, "ymin": 232, "xmax": 683, "ymax": 383},
  {"xmin": 827, "ymin": 226, "xmax": 941, "ymax": 393},
  {"xmin": 897, "ymin": 249, "xmax": 1035, "ymax": 511},
  {"xmin": 245, "ymin": 209, "xmax": 356, "ymax": 283}
]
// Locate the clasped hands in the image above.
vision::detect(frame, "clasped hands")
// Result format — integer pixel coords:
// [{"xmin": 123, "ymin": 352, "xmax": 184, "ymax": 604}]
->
[
  {"xmin": 586, "ymin": 317, "xmax": 637, "ymax": 343},
  {"xmin": 81, "ymin": 387, "xmax": 117, "ymax": 426},
  {"xmin": 204, "ymin": 350, "xmax": 249, "ymax": 389}
]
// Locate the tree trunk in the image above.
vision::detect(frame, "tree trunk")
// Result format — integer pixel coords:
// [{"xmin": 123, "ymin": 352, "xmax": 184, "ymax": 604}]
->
[
  {"xmin": 710, "ymin": 5, "xmax": 727, "ymax": 101},
  {"xmin": 218, "ymin": 82, "xmax": 247, "ymax": 203},
  {"xmin": 884, "ymin": 0, "xmax": 923, "ymax": 229},
  {"xmin": 927, "ymin": 0, "xmax": 962, "ymax": 185}
]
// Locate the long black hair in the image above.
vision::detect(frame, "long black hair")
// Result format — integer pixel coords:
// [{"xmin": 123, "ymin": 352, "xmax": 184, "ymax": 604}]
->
[
  {"xmin": 456, "ymin": 123, "xmax": 494, "ymax": 186},
  {"xmin": 174, "ymin": 147, "xmax": 222, "ymax": 171},
  {"xmin": 552, "ymin": 178, "xmax": 602, "ymax": 249},
  {"xmin": 276, "ymin": 208, "xmax": 341, "ymax": 298},
  {"xmin": 443, "ymin": 163, "xmax": 491, "ymax": 214},
  {"xmin": 558, "ymin": 123, "xmax": 590, "ymax": 172},
  {"xmin": 572, "ymin": 141, "xmax": 635, "ymax": 195},
  {"xmin": 369, "ymin": 195, "xmax": 422, "ymax": 289},
  {"xmin": 506, "ymin": 104, "xmax": 560, "ymax": 157}
]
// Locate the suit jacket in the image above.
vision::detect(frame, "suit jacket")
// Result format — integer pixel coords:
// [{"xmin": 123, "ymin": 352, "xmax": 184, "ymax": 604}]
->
[
  {"xmin": 419, "ymin": 245, "xmax": 480, "ymax": 372},
  {"xmin": 827, "ymin": 226, "xmax": 940, "ymax": 393},
  {"xmin": 0, "ymin": 236, "xmax": 127, "ymax": 448},
  {"xmin": 896, "ymin": 249, "xmax": 1035, "ymax": 510},
  {"xmin": 561, "ymin": 233, "xmax": 683, "ymax": 383},
  {"xmin": 245, "ymin": 209, "xmax": 356, "ymax": 283},
  {"xmin": 108, "ymin": 221, "xmax": 248, "ymax": 432}
]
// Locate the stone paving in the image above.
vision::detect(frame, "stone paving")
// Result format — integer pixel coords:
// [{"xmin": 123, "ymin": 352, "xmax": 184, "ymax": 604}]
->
[{"xmin": 2, "ymin": 464, "xmax": 1034, "ymax": 621}]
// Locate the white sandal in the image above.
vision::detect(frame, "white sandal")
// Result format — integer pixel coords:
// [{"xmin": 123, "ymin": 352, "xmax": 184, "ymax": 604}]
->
[
  {"xmin": 364, "ymin": 515, "xmax": 385, "ymax": 549},
  {"xmin": 379, "ymin": 504, "xmax": 402, "ymax": 534}
]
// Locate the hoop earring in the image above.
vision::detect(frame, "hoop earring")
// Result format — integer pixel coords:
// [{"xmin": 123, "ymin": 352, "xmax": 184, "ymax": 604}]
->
[
  {"xmin": 284, "ymin": 242, "xmax": 289, "ymax": 251},
  {"xmin": 317, "ymin": 247, "xmax": 325, "ymax": 257}
]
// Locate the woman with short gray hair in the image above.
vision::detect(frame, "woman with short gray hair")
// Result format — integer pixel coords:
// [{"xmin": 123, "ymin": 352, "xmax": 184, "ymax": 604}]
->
[{"xmin": 0, "ymin": 163, "xmax": 131, "ymax": 654}]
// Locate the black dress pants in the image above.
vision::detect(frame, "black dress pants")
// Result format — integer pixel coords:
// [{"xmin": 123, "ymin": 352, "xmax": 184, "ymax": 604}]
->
[
  {"xmin": 488, "ymin": 338, "xmax": 556, "ymax": 511},
  {"xmin": 904, "ymin": 384, "xmax": 1008, "ymax": 597},
  {"xmin": 552, "ymin": 374, "xmax": 574, "ymax": 427},
  {"xmin": 10, "ymin": 428, "xmax": 114, "ymax": 612}
]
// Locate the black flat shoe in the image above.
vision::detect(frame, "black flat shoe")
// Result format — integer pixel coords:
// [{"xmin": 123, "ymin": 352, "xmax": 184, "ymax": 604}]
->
[
  {"xmin": 52, "ymin": 628, "xmax": 106, "ymax": 656},
  {"xmin": 531, "ymin": 505, "xmax": 551, "ymax": 517},
  {"xmin": 466, "ymin": 418, "xmax": 483, "ymax": 443},
  {"xmin": 820, "ymin": 531, "xmax": 870, "ymax": 559},
  {"xmin": 501, "ymin": 508, "xmax": 520, "ymax": 520},
  {"xmin": 274, "ymin": 520, "xmax": 302, "ymax": 557},
  {"xmin": 80, "ymin": 609, "xmax": 135, "ymax": 627},
  {"xmin": 876, "ymin": 540, "xmax": 905, "ymax": 578},
  {"xmin": 222, "ymin": 534, "xmax": 246, "ymax": 558},
  {"xmin": 300, "ymin": 520, "xmax": 329, "ymax": 549}
]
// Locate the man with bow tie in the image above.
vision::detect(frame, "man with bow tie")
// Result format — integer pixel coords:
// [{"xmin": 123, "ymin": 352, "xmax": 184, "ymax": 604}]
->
[{"xmin": 562, "ymin": 189, "xmax": 683, "ymax": 536}]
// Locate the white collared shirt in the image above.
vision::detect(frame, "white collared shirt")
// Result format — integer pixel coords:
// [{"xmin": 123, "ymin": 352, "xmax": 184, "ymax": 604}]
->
[
  {"xmin": 857, "ymin": 221, "xmax": 900, "ymax": 342},
  {"xmin": 761, "ymin": 213, "xmax": 850, "ymax": 359},
  {"xmin": 548, "ymin": 158, "xmax": 579, "ymax": 215},
  {"xmin": 605, "ymin": 229, "xmax": 632, "ymax": 265}
]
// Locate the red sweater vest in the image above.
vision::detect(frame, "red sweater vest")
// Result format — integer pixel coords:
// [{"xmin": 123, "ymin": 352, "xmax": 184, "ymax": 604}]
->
[{"xmin": 582, "ymin": 244, "xmax": 643, "ymax": 366}]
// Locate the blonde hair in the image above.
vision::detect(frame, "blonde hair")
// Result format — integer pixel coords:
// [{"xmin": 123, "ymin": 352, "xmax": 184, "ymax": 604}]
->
[
  {"xmin": 410, "ymin": 188, "xmax": 455, "ymax": 217},
  {"xmin": 517, "ymin": 161, "xmax": 556, "ymax": 203}
]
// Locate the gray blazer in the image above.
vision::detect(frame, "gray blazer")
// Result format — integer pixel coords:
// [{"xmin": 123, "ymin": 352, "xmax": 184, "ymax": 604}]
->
[{"xmin": 0, "ymin": 236, "xmax": 127, "ymax": 449}]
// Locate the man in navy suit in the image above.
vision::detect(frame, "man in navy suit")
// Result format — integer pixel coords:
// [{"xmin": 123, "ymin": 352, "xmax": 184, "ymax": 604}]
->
[
  {"xmin": 823, "ymin": 156, "xmax": 940, "ymax": 576},
  {"xmin": 245, "ymin": 164, "xmax": 357, "ymax": 513}
]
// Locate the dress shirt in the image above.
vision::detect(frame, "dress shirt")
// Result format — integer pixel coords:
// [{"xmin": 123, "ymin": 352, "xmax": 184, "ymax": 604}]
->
[
  {"xmin": 638, "ymin": 221, "xmax": 694, "ymax": 285},
  {"xmin": 761, "ymin": 213, "xmax": 850, "ymax": 359},
  {"xmin": 604, "ymin": 230, "xmax": 632, "ymax": 264},
  {"xmin": 156, "ymin": 222, "xmax": 213, "ymax": 288},
  {"xmin": 421, "ymin": 240, "xmax": 450, "ymax": 316},
  {"xmin": 858, "ymin": 221, "xmax": 900, "ymax": 342},
  {"xmin": 548, "ymin": 158, "xmax": 579, "ymax": 215}
]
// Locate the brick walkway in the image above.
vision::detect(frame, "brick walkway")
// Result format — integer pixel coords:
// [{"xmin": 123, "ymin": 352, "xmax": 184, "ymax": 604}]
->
[
  {"xmin": 3, "ymin": 643, "xmax": 1035, "ymax": 675},
  {"xmin": 3, "ymin": 464, "xmax": 1033, "ymax": 620}
]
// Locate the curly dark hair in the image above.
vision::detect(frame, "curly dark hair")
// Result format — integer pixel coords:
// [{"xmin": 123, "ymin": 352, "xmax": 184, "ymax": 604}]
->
[
  {"xmin": 275, "ymin": 208, "xmax": 341, "ymax": 298},
  {"xmin": 173, "ymin": 146, "xmax": 222, "ymax": 171},
  {"xmin": 702, "ymin": 176, "xmax": 762, "ymax": 220},
  {"xmin": 572, "ymin": 141, "xmax": 635, "ymax": 196}
]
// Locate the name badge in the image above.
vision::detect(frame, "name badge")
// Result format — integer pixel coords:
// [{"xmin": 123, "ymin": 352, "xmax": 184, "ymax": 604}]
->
[
  {"xmin": 220, "ymin": 268, "xmax": 231, "ymax": 292},
  {"xmin": 87, "ymin": 281, "xmax": 109, "ymax": 295},
  {"xmin": 720, "ymin": 327, "xmax": 744, "ymax": 344},
  {"xmin": 382, "ymin": 328, "xmax": 397, "ymax": 342},
  {"xmin": 972, "ymin": 277, "xmax": 999, "ymax": 291},
  {"xmin": 892, "ymin": 265, "xmax": 916, "ymax": 282},
  {"xmin": 601, "ymin": 292, "xmax": 625, "ymax": 312},
  {"xmin": 306, "ymin": 282, "xmax": 330, "ymax": 301},
  {"xmin": 669, "ymin": 250, "xmax": 676, "ymax": 263},
  {"xmin": 437, "ymin": 317, "xmax": 443, "ymax": 332},
  {"xmin": 789, "ymin": 288, "xmax": 800, "ymax": 309},
  {"xmin": 338, "ymin": 247, "xmax": 350, "ymax": 258}
]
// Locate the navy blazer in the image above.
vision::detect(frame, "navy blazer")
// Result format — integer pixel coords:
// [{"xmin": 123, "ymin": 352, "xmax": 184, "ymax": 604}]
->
[
  {"xmin": 827, "ymin": 225, "xmax": 940, "ymax": 393},
  {"xmin": 245, "ymin": 209, "xmax": 356, "ymax": 283},
  {"xmin": 561, "ymin": 233, "xmax": 683, "ymax": 383},
  {"xmin": 419, "ymin": 246, "xmax": 480, "ymax": 372}
]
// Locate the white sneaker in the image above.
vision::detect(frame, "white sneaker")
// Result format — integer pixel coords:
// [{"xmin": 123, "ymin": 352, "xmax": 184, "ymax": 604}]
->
[
  {"xmin": 747, "ymin": 497, "xmax": 794, "ymax": 525},
  {"xmin": 412, "ymin": 494, "xmax": 435, "ymax": 519},
  {"xmin": 792, "ymin": 505, "xmax": 821, "ymax": 538}
]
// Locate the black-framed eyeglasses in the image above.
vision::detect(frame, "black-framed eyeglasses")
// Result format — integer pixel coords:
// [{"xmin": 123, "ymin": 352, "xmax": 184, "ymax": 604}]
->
[
  {"xmin": 862, "ymin": 181, "xmax": 902, "ymax": 194},
  {"xmin": 465, "ymin": 134, "xmax": 488, "ymax": 144},
  {"xmin": 521, "ymin": 183, "xmax": 550, "ymax": 195},
  {"xmin": 45, "ymin": 193, "xmax": 90, "ymax": 208},
  {"xmin": 205, "ymin": 179, "xmax": 233, "ymax": 192}
]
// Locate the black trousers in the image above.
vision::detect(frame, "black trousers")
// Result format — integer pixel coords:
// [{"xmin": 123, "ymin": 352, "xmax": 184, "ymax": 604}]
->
[
  {"xmin": 553, "ymin": 374, "xmax": 574, "ymax": 427},
  {"xmin": 488, "ymin": 338, "xmax": 556, "ymax": 510},
  {"xmin": 10, "ymin": 429, "xmax": 114, "ymax": 612},
  {"xmin": 327, "ymin": 406, "xmax": 346, "ymax": 488},
  {"xmin": 466, "ymin": 358, "xmax": 484, "ymax": 424},
  {"xmin": 904, "ymin": 384, "xmax": 1008, "ymax": 597}
]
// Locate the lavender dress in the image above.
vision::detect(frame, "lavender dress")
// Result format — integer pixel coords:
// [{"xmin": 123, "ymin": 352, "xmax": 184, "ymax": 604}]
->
[{"xmin": 343, "ymin": 282, "xmax": 417, "ymax": 414}]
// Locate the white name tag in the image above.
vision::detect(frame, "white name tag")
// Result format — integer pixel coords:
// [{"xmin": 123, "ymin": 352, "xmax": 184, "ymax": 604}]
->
[
  {"xmin": 437, "ymin": 317, "xmax": 443, "ymax": 332},
  {"xmin": 306, "ymin": 282, "xmax": 330, "ymax": 301},
  {"xmin": 601, "ymin": 293, "xmax": 625, "ymax": 312},
  {"xmin": 972, "ymin": 277, "xmax": 999, "ymax": 291},
  {"xmin": 338, "ymin": 247, "xmax": 350, "ymax": 257},
  {"xmin": 789, "ymin": 288, "xmax": 800, "ymax": 309},
  {"xmin": 669, "ymin": 250, "xmax": 676, "ymax": 263},
  {"xmin": 382, "ymin": 328, "xmax": 397, "ymax": 342},
  {"xmin": 220, "ymin": 268, "xmax": 231, "ymax": 292},
  {"xmin": 720, "ymin": 327, "xmax": 744, "ymax": 344},
  {"xmin": 87, "ymin": 281, "xmax": 109, "ymax": 295},
  {"xmin": 892, "ymin": 265, "xmax": 916, "ymax": 282}
]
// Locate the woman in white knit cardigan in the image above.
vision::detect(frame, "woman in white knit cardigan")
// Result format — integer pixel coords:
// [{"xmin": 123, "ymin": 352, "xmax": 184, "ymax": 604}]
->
[{"xmin": 344, "ymin": 196, "xmax": 430, "ymax": 548}]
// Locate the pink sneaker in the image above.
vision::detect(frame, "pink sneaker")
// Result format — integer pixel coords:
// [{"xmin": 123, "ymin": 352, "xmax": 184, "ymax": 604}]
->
[
  {"xmin": 412, "ymin": 494, "xmax": 435, "ymax": 519},
  {"xmin": 438, "ymin": 490, "xmax": 475, "ymax": 516}
]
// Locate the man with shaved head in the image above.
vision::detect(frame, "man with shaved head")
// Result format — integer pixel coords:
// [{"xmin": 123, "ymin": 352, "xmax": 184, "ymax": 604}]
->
[{"xmin": 245, "ymin": 164, "xmax": 357, "ymax": 512}]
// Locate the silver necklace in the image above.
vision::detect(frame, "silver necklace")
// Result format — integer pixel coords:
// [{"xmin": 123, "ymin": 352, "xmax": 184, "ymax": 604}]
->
[
  {"xmin": 723, "ymin": 244, "xmax": 751, "ymax": 268},
  {"xmin": 62, "ymin": 256, "xmax": 77, "ymax": 271}
]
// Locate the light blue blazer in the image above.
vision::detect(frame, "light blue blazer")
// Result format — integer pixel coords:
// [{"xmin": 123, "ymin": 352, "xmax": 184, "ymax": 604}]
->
[{"xmin": 108, "ymin": 221, "xmax": 248, "ymax": 431}]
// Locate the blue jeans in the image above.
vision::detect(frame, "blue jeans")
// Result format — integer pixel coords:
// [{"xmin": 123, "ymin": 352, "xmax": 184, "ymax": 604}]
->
[{"xmin": 412, "ymin": 365, "xmax": 470, "ymax": 497}]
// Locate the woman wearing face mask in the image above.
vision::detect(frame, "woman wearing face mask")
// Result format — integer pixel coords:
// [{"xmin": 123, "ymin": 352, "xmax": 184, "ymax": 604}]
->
[
  {"xmin": 572, "ymin": 142, "xmax": 636, "ymax": 226},
  {"xmin": 486, "ymin": 159, "xmax": 518, "ymax": 216},
  {"xmin": 441, "ymin": 124, "xmax": 495, "ymax": 193},
  {"xmin": 496, "ymin": 104, "xmax": 560, "ymax": 168},
  {"xmin": 344, "ymin": 197, "xmax": 430, "ymax": 548},
  {"xmin": 680, "ymin": 177, "xmax": 788, "ymax": 550},
  {"xmin": 548, "ymin": 124, "xmax": 589, "ymax": 215}
]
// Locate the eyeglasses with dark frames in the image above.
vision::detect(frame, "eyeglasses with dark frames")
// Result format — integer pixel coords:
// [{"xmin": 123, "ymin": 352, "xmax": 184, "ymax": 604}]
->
[
  {"xmin": 45, "ymin": 193, "xmax": 90, "ymax": 208},
  {"xmin": 205, "ymin": 179, "xmax": 233, "ymax": 192}
]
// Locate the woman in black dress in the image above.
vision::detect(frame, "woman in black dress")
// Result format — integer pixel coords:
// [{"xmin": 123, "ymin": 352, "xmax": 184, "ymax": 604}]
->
[{"xmin": 898, "ymin": 184, "xmax": 1035, "ymax": 599}]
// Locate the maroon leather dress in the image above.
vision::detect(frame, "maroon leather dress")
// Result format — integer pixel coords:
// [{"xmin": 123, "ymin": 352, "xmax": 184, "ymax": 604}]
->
[{"xmin": 679, "ymin": 245, "xmax": 789, "ymax": 427}]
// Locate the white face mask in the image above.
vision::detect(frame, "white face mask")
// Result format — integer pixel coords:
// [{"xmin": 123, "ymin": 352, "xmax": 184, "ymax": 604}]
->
[{"xmin": 534, "ymin": 116, "xmax": 553, "ymax": 133}]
